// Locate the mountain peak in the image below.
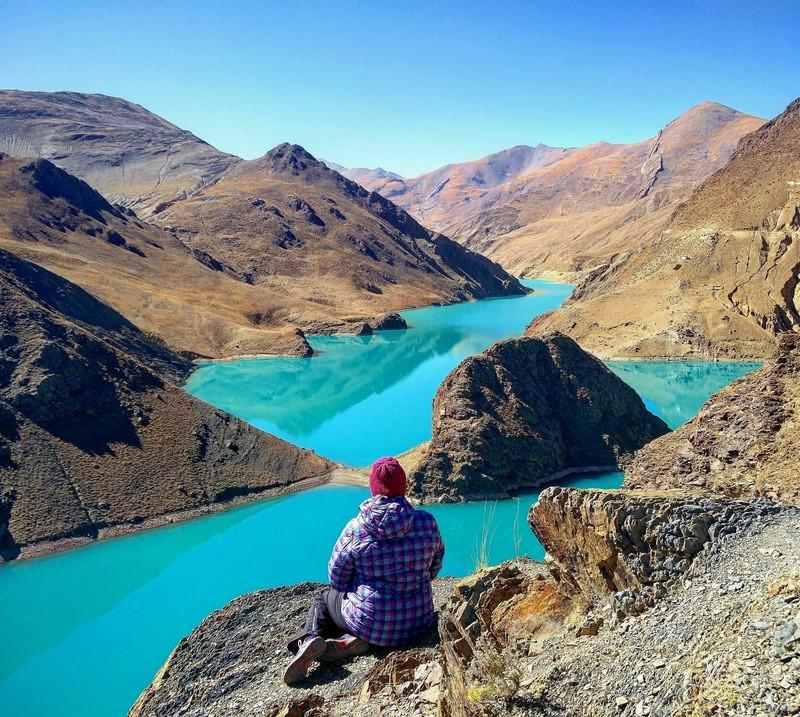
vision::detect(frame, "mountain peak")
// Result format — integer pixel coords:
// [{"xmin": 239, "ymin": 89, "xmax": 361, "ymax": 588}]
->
[{"xmin": 259, "ymin": 143, "xmax": 321, "ymax": 175}]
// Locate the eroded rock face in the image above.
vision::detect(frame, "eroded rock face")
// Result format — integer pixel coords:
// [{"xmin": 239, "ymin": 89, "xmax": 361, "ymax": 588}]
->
[
  {"xmin": 439, "ymin": 509, "xmax": 799, "ymax": 717},
  {"xmin": 0, "ymin": 251, "xmax": 332, "ymax": 560},
  {"xmin": 626, "ymin": 334, "xmax": 800, "ymax": 505},
  {"xmin": 528, "ymin": 487, "xmax": 783, "ymax": 617},
  {"xmin": 409, "ymin": 332, "xmax": 669, "ymax": 502}
]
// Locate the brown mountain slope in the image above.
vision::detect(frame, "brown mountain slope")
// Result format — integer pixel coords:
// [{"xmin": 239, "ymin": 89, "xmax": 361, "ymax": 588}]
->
[
  {"xmin": 625, "ymin": 333, "xmax": 800, "ymax": 504},
  {"xmin": 154, "ymin": 143, "xmax": 526, "ymax": 321},
  {"xmin": 0, "ymin": 249, "xmax": 332, "ymax": 560},
  {"xmin": 534, "ymin": 98, "xmax": 800, "ymax": 359},
  {"xmin": 451, "ymin": 102, "xmax": 764, "ymax": 276},
  {"xmin": 342, "ymin": 103, "xmax": 763, "ymax": 278},
  {"xmin": 0, "ymin": 154, "xmax": 327, "ymax": 358},
  {"xmin": 0, "ymin": 90, "xmax": 239, "ymax": 217},
  {"xmin": 0, "ymin": 90, "xmax": 525, "ymax": 335}
]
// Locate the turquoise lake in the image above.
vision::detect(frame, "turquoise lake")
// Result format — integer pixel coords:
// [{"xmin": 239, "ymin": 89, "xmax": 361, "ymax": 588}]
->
[{"xmin": 0, "ymin": 280, "xmax": 760, "ymax": 717}]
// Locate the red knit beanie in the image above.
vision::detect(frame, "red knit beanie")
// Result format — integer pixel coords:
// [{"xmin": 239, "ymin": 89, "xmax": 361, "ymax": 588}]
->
[{"xmin": 369, "ymin": 456, "xmax": 407, "ymax": 497}]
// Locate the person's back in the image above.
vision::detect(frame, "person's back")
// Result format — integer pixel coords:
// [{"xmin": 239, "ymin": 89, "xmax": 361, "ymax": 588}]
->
[
  {"xmin": 283, "ymin": 456, "xmax": 445, "ymax": 684},
  {"xmin": 329, "ymin": 493, "xmax": 444, "ymax": 646}
]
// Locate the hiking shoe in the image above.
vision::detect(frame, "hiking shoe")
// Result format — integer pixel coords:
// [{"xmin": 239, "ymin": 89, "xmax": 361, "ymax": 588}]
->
[
  {"xmin": 282, "ymin": 636, "xmax": 326, "ymax": 685},
  {"xmin": 319, "ymin": 634, "xmax": 370, "ymax": 662}
]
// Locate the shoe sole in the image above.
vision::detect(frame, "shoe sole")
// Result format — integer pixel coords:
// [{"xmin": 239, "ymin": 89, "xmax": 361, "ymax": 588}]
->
[
  {"xmin": 319, "ymin": 637, "xmax": 370, "ymax": 662},
  {"xmin": 283, "ymin": 637, "xmax": 326, "ymax": 685}
]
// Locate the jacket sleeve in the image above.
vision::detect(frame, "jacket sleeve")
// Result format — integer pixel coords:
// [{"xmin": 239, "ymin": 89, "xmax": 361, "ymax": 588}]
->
[
  {"xmin": 328, "ymin": 520, "xmax": 357, "ymax": 593},
  {"xmin": 429, "ymin": 519, "xmax": 445, "ymax": 579}
]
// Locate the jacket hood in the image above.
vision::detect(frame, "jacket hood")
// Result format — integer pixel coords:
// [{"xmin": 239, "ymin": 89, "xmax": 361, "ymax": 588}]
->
[{"xmin": 358, "ymin": 495, "xmax": 415, "ymax": 540}]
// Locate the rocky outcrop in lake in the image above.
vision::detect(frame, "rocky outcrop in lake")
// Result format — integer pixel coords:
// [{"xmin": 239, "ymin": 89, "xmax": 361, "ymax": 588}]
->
[
  {"xmin": 626, "ymin": 334, "xmax": 800, "ymax": 505},
  {"xmin": 0, "ymin": 250, "xmax": 332, "ymax": 560},
  {"xmin": 408, "ymin": 332, "xmax": 670, "ymax": 502}
]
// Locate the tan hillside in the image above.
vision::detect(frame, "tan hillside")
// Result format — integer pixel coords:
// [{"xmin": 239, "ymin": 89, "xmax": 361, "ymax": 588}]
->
[
  {"xmin": 534, "ymin": 98, "xmax": 800, "ymax": 359},
  {"xmin": 154, "ymin": 143, "xmax": 526, "ymax": 322},
  {"xmin": 343, "ymin": 103, "xmax": 763, "ymax": 279},
  {"xmin": 0, "ymin": 90, "xmax": 239, "ymax": 217},
  {"xmin": 0, "ymin": 154, "xmax": 329, "ymax": 358},
  {"xmin": 0, "ymin": 92, "xmax": 526, "ymax": 345},
  {"xmin": 626, "ymin": 333, "xmax": 800, "ymax": 504},
  {"xmin": 0, "ymin": 249, "xmax": 332, "ymax": 560}
]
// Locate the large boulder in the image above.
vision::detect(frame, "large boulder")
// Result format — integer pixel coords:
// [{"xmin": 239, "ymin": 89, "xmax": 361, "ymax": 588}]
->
[{"xmin": 409, "ymin": 332, "xmax": 669, "ymax": 502}]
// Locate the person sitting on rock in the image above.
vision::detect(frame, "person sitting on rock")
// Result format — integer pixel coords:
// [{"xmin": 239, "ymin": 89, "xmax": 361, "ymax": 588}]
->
[{"xmin": 283, "ymin": 456, "xmax": 445, "ymax": 685}]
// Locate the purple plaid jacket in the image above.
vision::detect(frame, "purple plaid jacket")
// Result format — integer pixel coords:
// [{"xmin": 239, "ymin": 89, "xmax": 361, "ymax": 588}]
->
[{"xmin": 328, "ymin": 495, "xmax": 445, "ymax": 646}]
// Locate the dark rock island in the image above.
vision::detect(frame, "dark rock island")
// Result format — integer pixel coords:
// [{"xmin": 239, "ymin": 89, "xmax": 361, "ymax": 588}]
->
[{"xmin": 409, "ymin": 331, "xmax": 670, "ymax": 502}]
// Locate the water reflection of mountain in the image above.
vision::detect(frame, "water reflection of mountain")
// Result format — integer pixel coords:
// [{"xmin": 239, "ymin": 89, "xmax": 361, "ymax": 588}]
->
[
  {"xmin": 607, "ymin": 361, "xmax": 760, "ymax": 428},
  {"xmin": 187, "ymin": 325, "xmax": 467, "ymax": 435}
]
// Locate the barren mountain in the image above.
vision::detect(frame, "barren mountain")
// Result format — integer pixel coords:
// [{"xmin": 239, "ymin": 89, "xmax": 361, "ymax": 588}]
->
[
  {"xmin": 0, "ymin": 91, "xmax": 526, "ymax": 342},
  {"xmin": 0, "ymin": 249, "xmax": 332, "ymax": 560},
  {"xmin": 154, "ymin": 143, "xmax": 526, "ymax": 323},
  {"xmin": 0, "ymin": 153, "xmax": 331, "ymax": 358},
  {"xmin": 534, "ymin": 98, "xmax": 800, "ymax": 359},
  {"xmin": 344, "ymin": 103, "xmax": 763, "ymax": 278},
  {"xmin": 0, "ymin": 90, "xmax": 239, "ymax": 217}
]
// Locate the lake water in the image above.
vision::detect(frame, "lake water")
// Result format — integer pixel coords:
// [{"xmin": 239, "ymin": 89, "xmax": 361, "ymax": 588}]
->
[{"xmin": 0, "ymin": 280, "xmax": 760, "ymax": 717}]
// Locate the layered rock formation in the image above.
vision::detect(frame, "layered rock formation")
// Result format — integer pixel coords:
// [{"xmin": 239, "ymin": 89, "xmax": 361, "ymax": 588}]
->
[
  {"xmin": 0, "ymin": 249, "xmax": 332, "ymax": 560},
  {"xmin": 528, "ymin": 487, "xmax": 783, "ymax": 615},
  {"xmin": 536, "ymin": 97, "xmax": 800, "ymax": 359},
  {"xmin": 338, "ymin": 103, "xmax": 763, "ymax": 279},
  {"xmin": 626, "ymin": 334, "xmax": 800, "ymax": 504},
  {"xmin": 409, "ymin": 332, "xmax": 669, "ymax": 502},
  {"xmin": 0, "ymin": 90, "xmax": 238, "ymax": 216},
  {"xmin": 439, "ymin": 492, "xmax": 798, "ymax": 717}
]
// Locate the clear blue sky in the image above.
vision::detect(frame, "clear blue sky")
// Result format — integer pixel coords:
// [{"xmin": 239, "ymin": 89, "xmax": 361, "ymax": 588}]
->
[{"xmin": 3, "ymin": 0, "xmax": 797, "ymax": 177}]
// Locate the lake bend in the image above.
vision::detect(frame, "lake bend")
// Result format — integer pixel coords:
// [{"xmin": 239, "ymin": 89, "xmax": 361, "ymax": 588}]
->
[{"xmin": 0, "ymin": 280, "xmax": 761, "ymax": 717}]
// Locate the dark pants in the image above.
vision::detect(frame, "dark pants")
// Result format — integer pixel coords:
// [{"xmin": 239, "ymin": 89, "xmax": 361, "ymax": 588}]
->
[{"xmin": 287, "ymin": 589, "xmax": 350, "ymax": 654}]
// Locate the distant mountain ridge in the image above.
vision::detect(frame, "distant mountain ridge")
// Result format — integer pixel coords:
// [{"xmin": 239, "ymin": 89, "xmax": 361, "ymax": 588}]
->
[{"xmin": 336, "ymin": 102, "xmax": 765, "ymax": 278}]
